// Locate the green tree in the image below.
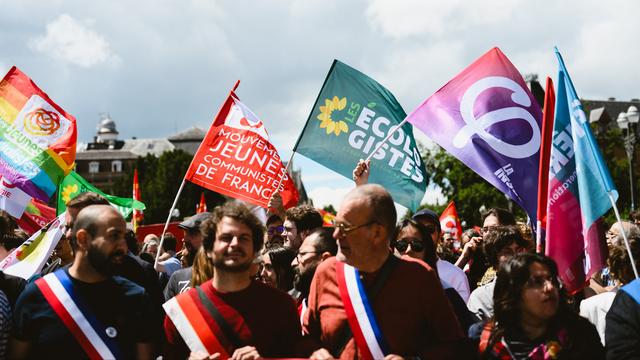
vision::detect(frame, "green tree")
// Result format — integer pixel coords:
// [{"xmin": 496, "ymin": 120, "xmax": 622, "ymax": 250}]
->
[
  {"xmin": 112, "ymin": 150, "xmax": 225, "ymax": 224},
  {"xmin": 421, "ymin": 144, "xmax": 523, "ymax": 227}
]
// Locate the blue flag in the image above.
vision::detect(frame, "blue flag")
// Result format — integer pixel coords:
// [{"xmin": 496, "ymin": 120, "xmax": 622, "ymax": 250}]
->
[{"xmin": 545, "ymin": 47, "xmax": 615, "ymax": 292}]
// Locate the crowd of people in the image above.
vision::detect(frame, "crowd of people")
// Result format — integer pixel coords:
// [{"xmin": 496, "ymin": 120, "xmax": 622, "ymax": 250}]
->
[{"xmin": 1, "ymin": 164, "xmax": 640, "ymax": 359}]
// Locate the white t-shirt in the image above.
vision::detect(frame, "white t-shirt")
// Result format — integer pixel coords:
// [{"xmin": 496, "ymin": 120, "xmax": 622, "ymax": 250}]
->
[
  {"xmin": 437, "ymin": 258, "xmax": 471, "ymax": 302},
  {"xmin": 467, "ymin": 279, "xmax": 496, "ymax": 320},
  {"xmin": 580, "ymin": 289, "xmax": 618, "ymax": 345}
]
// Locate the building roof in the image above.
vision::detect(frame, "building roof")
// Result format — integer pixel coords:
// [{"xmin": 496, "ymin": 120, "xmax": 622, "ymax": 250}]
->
[
  {"xmin": 583, "ymin": 99, "xmax": 640, "ymax": 126},
  {"xmin": 121, "ymin": 138, "xmax": 175, "ymax": 157},
  {"xmin": 76, "ymin": 150, "xmax": 138, "ymax": 161},
  {"xmin": 168, "ymin": 126, "xmax": 206, "ymax": 141}
]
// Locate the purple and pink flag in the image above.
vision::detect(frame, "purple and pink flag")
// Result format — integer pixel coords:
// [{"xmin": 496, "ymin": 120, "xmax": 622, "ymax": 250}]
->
[
  {"xmin": 544, "ymin": 48, "xmax": 614, "ymax": 293},
  {"xmin": 406, "ymin": 48, "xmax": 542, "ymax": 223}
]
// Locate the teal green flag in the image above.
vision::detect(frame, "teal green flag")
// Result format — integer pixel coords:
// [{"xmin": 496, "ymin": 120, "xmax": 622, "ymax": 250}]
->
[
  {"xmin": 294, "ymin": 60, "xmax": 427, "ymax": 210},
  {"xmin": 56, "ymin": 171, "xmax": 145, "ymax": 218}
]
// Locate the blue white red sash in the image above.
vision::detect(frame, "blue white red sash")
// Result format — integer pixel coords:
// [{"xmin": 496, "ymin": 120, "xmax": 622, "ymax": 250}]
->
[
  {"xmin": 335, "ymin": 261, "xmax": 388, "ymax": 360},
  {"xmin": 35, "ymin": 269, "xmax": 121, "ymax": 360}
]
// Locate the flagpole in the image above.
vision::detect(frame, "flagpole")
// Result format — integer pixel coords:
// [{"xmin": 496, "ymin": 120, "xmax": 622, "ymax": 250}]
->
[
  {"xmin": 154, "ymin": 179, "xmax": 186, "ymax": 268},
  {"xmin": 364, "ymin": 118, "xmax": 409, "ymax": 163},
  {"xmin": 608, "ymin": 192, "xmax": 640, "ymax": 279},
  {"xmin": 273, "ymin": 151, "xmax": 295, "ymax": 199}
]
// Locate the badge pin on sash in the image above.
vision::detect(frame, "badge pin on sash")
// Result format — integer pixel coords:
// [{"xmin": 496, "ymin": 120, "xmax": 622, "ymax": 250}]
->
[{"xmin": 106, "ymin": 327, "xmax": 117, "ymax": 338}]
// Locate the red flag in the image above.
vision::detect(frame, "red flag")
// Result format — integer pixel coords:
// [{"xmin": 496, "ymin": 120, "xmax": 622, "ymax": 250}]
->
[
  {"xmin": 536, "ymin": 77, "xmax": 555, "ymax": 253},
  {"xmin": 439, "ymin": 201, "xmax": 463, "ymax": 241},
  {"xmin": 132, "ymin": 169, "xmax": 143, "ymax": 231},
  {"xmin": 16, "ymin": 198, "xmax": 56, "ymax": 236},
  {"xmin": 185, "ymin": 90, "xmax": 299, "ymax": 209},
  {"xmin": 317, "ymin": 209, "xmax": 336, "ymax": 227},
  {"xmin": 196, "ymin": 192, "xmax": 207, "ymax": 213}
]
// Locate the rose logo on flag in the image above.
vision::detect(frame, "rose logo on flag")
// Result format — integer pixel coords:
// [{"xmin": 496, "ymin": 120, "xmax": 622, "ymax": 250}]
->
[
  {"xmin": 317, "ymin": 96, "xmax": 349, "ymax": 136},
  {"xmin": 239, "ymin": 116, "xmax": 263, "ymax": 129},
  {"xmin": 453, "ymin": 76, "xmax": 541, "ymax": 159},
  {"xmin": 23, "ymin": 108, "xmax": 61, "ymax": 136}
]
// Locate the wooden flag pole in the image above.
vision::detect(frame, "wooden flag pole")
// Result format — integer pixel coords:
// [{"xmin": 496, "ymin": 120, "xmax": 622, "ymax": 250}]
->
[
  {"xmin": 154, "ymin": 179, "xmax": 187, "ymax": 269},
  {"xmin": 608, "ymin": 192, "xmax": 640, "ymax": 279}
]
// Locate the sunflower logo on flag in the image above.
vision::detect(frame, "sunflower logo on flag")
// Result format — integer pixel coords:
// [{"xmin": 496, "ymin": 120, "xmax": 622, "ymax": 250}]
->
[
  {"xmin": 317, "ymin": 96, "xmax": 349, "ymax": 136},
  {"xmin": 61, "ymin": 184, "xmax": 79, "ymax": 204}
]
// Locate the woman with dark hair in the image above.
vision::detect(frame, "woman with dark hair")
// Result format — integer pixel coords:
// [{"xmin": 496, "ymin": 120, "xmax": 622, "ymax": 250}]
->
[
  {"xmin": 260, "ymin": 246, "xmax": 296, "ymax": 291},
  {"xmin": 394, "ymin": 219, "xmax": 478, "ymax": 333},
  {"xmin": 478, "ymin": 253, "xmax": 603, "ymax": 359}
]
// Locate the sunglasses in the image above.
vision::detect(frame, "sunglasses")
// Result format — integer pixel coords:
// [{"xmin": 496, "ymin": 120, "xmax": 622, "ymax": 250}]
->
[
  {"xmin": 267, "ymin": 225, "xmax": 285, "ymax": 235},
  {"xmin": 394, "ymin": 240, "xmax": 424, "ymax": 253},
  {"xmin": 525, "ymin": 275, "xmax": 559, "ymax": 289}
]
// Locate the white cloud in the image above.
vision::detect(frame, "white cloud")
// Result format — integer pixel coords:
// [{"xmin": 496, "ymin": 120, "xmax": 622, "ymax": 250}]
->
[
  {"xmin": 366, "ymin": 0, "xmax": 521, "ymax": 39},
  {"xmin": 309, "ymin": 186, "xmax": 352, "ymax": 211},
  {"xmin": 28, "ymin": 14, "xmax": 119, "ymax": 68}
]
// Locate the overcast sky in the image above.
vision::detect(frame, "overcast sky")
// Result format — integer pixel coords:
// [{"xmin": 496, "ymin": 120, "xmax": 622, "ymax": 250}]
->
[{"xmin": 2, "ymin": 0, "xmax": 639, "ymax": 214}]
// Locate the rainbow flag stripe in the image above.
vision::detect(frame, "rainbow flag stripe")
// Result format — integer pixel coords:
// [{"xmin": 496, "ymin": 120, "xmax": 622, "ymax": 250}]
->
[{"xmin": 0, "ymin": 66, "xmax": 77, "ymax": 201}]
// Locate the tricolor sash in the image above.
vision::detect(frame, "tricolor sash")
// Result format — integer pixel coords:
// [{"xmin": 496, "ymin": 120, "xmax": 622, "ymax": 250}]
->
[
  {"xmin": 163, "ymin": 285, "xmax": 250, "ymax": 359},
  {"xmin": 35, "ymin": 269, "xmax": 122, "ymax": 360},
  {"xmin": 335, "ymin": 261, "xmax": 391, "ymax": 360}
]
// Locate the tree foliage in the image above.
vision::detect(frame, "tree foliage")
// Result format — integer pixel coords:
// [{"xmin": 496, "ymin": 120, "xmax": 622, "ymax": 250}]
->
[{"xmin": 112, "ymin": 150, "xmax": 225, "ymax": 224}]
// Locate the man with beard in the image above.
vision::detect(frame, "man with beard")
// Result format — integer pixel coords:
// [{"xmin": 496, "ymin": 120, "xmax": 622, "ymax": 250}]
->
[
  {"xmin": 163, "ymin": 203, "xmax": 305, "ymax": 360},
  {"xmin": 282, "ymin": 205, "xmax": 323, "ymax": 251},
  {"xmin": 290, "ymin": 227, "xmax": 337, "ymax": 326},
  {"xmin": 304, "ymin": 184, "xmax": 467, "ymax": 359},
  {"xmin": 10, "ymin": 205, "xmax": 155, "ymax": 359}
]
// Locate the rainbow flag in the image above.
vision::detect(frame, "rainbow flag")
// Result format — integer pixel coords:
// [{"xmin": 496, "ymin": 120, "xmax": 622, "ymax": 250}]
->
[{"xmin": 0, "ymin": 66, "xmax": 77, "ymax": 202}]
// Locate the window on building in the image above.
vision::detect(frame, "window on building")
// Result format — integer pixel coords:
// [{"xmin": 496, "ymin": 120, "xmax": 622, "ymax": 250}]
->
[
  {"xmin": 89, "ymin": 161, "xmax": 100, "ymax": 173},
  {"xmin": 111, "ymin": 160, "xmax": 122, "ymax": 172}
]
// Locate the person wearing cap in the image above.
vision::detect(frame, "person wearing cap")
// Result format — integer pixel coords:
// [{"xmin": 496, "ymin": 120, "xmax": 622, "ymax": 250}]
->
[
  {"xmin": 177, "ymin": 212, "xmax": 210, "ymax": 266},
  {"xmin": 412, "ymin": 208, "xmax": 471, "ymax": 303},
  {"xmin": 305, "ymin": 184, "xmax": 467, "ymax": 359}
]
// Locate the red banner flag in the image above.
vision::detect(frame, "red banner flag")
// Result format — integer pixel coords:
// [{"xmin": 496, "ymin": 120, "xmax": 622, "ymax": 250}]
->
[
  {"xmin": 132, "ymin": 169, "xmax": 143, "ymax": 231},
  {"xmin": 185, "ymin": 91, "xmax": 299, "ymax": 209},
  {"xmin": 439, "ymin": 201, "xmax": 463, "ymax": 241},
  {"xmin": 536, "ymin": 77, "xmax": 555, "ymax": 253},
  {"xmin": 16, "ymin": 198, "xmax": 56, "ymax": 236},
  {"xmin": 318, "ymin": 209, "xmax": 336, "ymax": 227},
  {"xmin": 196, "ymin": 192, "xmax": 207, "ymax": 213}
]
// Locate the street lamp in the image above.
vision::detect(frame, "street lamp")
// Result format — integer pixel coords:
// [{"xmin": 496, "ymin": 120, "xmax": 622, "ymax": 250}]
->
[{"xmin": 617, "ymin": 106, "xmax": 639, "ymax": 212}]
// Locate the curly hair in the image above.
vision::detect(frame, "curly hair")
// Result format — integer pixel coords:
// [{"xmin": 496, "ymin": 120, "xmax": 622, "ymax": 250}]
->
[
  {"xmin": 482, "ymin": 225, "xmax": 530, "ymax": 268},
  {"xmin": 201, "ymin": 202, "xmax": 264, "ymax": 254},
  {"xmin": 284, "ymin": 205, "xmax": 323, "ymax": 233},
  {"xmin": 608, "ymin": 239, "xmax": 640, "ymax": 285}
]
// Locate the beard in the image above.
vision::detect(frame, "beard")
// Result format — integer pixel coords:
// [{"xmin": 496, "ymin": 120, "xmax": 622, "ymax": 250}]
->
[
  {"xmin": 212, "ymin": 251, "xmax": 253, "ymax": 273},
  {"xmin": 87, "ymin": 245, "xmax": 125, "ymax": 276},
  {"xmin": 293, "ymin": 262, "xmax": 319, "ymax": 297}
]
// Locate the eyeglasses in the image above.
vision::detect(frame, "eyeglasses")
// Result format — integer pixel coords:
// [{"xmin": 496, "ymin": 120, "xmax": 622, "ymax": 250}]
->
[
  {"xmin": 296, "ymin": 251, "xmax": 320, "ymax": 261},
  {"xmin": 394, "ymin": 240, "xmax": 424, "ymax": 253},
  {"xmin": 481, "ymin": 225, "xmax": 496, "ymax": 234},
  {"xmin": 525, "ymin": 275, "xmax": 559, "ymax": 289},
  {"xmin": 267, "ymin": 225, "xmax": 285, "ymax": 236},
  {"xmin": 332, "ymin": 220, "xmax": 377, "ymax": 235}
]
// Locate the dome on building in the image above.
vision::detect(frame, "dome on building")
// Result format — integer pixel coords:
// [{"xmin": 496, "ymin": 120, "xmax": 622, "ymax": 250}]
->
[{"xmin": 97, "ymin": 114, "xmax": 118, "ymax": 135}]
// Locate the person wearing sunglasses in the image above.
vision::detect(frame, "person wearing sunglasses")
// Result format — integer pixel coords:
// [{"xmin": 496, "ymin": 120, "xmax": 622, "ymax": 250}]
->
[
  {"xmin": 412, "ymin": 208, "xmax": 471, "ymax": 303},
  {"xmin": 477, "ymin": 253, "xmax": 603, "ymax": 359},
  {"xmin": 304, "ymin": 184, "xmax": 468, "ymax": 359},
  {"xmin": 394, "ymin": 219, "xmax": 479, "ymax": 333},
  {"xmin": 265, "ymin": 214, "xmax": 285, "ymax": 249}
]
